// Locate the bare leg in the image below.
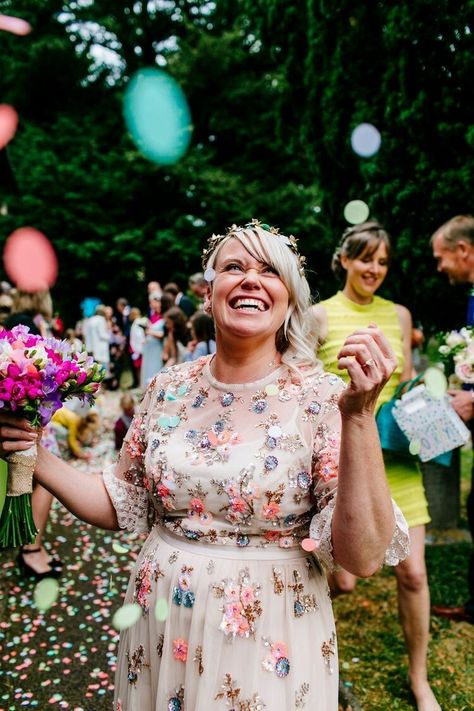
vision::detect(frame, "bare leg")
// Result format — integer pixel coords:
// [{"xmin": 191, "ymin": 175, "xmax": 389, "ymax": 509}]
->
[
  {"xmin": 21, "ymin": 484, "xmax": 55, "ymax": 574},
  {"xmin": 395, "ymin": 525, "xmax": 440, "ymax": 711},
  {"xmin": 328, "ymin": 569, "xmax": 357, "ymax": 598}
]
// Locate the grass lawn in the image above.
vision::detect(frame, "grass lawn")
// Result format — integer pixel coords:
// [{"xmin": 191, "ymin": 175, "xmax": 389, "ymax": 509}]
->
[{"xmin": 335, "ymin": 448, "xmax": 473, "ymax": 711}]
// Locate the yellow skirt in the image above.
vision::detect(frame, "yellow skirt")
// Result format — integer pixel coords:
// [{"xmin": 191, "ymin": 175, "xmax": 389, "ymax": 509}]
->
[{"xmin": 384, "ymin": 452, "xmax": 430, "ymax": 528}]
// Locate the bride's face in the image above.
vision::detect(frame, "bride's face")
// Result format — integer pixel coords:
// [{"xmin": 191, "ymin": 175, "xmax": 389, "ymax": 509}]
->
[{"xmin": 210, "ymin": 239, "xmax": 289, "ymax": 345}]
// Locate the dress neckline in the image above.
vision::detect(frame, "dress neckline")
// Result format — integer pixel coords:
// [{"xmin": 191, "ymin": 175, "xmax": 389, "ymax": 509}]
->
[
  {"xmin": 202, "ymin": 355, "xmax": 287, "ymax": 392},
  {"xmin": 337, "ymin": 290, "xmax": 378, "ymax": 311}
]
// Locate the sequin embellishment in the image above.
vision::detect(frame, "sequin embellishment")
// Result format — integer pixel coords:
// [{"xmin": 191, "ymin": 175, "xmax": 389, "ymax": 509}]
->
[
  {"xmin": 172, "ymin": 565, "xmax": 196, "ymax": 608},
  {"xmin": 262, "ymin": 637, "xmax": 290, "ymax": 678}
]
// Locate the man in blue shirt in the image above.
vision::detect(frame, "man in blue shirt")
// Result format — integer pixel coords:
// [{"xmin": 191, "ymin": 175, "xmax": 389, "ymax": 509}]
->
[{"xmin": 431, "ymin": 214, "xmax": 474, "ymax": 624}]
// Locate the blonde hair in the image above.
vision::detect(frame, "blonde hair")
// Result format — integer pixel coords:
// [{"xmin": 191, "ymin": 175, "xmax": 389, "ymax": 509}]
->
[
  {"xmin": 12, "ymin": 289, "xmax": 53, "ymax": 319},
  {"xmin": 120, "ymin": 393, "xmax": 135, "ymax": 411},
  {"xmin": 77, "ymin": 412, "xmax": 100, "ymax": 439},
  {"xmin": 204, "ymin": 224, "xmax": 318, "ymax": 376}
]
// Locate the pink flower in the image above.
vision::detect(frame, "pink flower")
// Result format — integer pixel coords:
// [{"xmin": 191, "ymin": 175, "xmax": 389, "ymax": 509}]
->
[
  {"xmin": 224, "ymin": 601, "xmax": 243, "ymax": 618},
  {"xmin": 271, "ymin": 641, "xmax": 288, "ymax": 659},
  {"xmin": 230, "ymin": 497, "xmax": 246, "ymax": 513},
  {"xmin": 223, "ymin": 582, "xmax": 240, "ymax": 601},
  {"xmin": 240, "ymin": 586, "xmax": 255, "ymax": 605},
  {"xmin": 172, "ymin": 638, "xmax": 188, "ymax": 662},
  {"xmin": 189, "ymin": 497, "xmax": 205, "ymax": 513},
  {"xmin": 264, "ymin": 530, "xmax": 281, "ymax": 542},
  {"xmin": 157, "ymin": 483, "xmax": 171, "ymax": 498},
  {"xmin": 237, "ymin": 617, "xmax": 251, "ymax": 636},
  {"xmin": 225, "ymin": 482, "xmax": 239, "ymax": 498},
  {"xmin": 262, "ymin": 502, "xmax": 281, "ymax": 520}
]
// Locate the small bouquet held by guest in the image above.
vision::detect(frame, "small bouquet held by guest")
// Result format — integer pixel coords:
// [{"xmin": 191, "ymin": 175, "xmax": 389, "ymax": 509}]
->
[
  {"xmin": 437, "ymin": 326, "xmax": 474, "ymax": 385},
  {"xmin": 0, "ymin": 325, "xmax": 104, "ymax": 547}
]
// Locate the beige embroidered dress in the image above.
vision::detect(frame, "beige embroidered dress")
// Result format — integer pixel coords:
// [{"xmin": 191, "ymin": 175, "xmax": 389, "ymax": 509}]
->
[{"xmin": 103, "ymin": 356, "xmax": 409, "ymax": 711}]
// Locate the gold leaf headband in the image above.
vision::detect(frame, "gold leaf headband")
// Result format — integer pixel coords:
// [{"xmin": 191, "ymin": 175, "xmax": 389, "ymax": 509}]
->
[{"xmin": 201, "ymin": 218, "xmax": 307, "ymax": 276}]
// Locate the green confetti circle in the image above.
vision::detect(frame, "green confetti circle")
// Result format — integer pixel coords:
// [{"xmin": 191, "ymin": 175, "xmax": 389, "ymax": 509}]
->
[
  {"xmin": 112, "ymin": 542, "xmax": 129, "ymax": 554},
  {"xmin": 424, "ymin": 367, "xmax": 447, "ymax": 399},
  {"xmin": 112, "ymin": 603, "xmax": 142, "ymax": 631},
  {"xmin": 34, "ymin": 578, "xmax": 59, "ymax": 612},
  {"xmin": 343, "ymin": 200, "xmax": 370, "ymax": 224},
  {"xmin": 154, "ymin": 598, "xmax": 169, "ymax": 622}
]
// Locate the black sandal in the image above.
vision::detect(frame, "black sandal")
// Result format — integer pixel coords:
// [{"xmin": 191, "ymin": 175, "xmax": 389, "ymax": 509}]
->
[{"xmin": 18, "ymin": 547, "xmax": 61, "ymax": 580}]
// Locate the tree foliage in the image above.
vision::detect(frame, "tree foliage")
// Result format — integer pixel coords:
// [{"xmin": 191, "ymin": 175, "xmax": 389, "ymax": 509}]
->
[{"xmin": 0, "ymin": 0, "xmax": 473, "ymax": 328}]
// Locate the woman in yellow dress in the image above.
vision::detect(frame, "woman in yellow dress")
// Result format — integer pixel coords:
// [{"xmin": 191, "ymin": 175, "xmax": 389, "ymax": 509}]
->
[{"xmin": 311, "ymin": 222, "xmax": 440, "ymax": 711}]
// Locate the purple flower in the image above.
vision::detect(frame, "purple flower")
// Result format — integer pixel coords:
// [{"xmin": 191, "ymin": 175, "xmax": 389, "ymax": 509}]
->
[
  {"xmin": 10, "ymin": 325, "xmax": 30, "ymax": 339},
  {"xmin": 42, "ymin": 376, "xmax": 59, "ymax": 396},
  {"xmin": 39, "ymin": 395, "xmax": 63, "ymax": 426}
]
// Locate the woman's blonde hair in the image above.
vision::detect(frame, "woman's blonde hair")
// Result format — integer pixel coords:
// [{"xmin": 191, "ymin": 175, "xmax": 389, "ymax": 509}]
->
[
  {"xmin": 77, "ymin": 412, "xmax": 100, "ymax": 439},
  {"xmin": 203, "ymin": 222, "xmax": 318, "ymax": 375},
  {"xmin": 12, "ymin": 289, "xmax": 53, "ymax": 319}
]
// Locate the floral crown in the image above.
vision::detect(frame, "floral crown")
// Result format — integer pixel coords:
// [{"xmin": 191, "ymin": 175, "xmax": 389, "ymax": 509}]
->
[{"xmin": 201, "ymin": 219, "xmax": 307, "ymax": 277}]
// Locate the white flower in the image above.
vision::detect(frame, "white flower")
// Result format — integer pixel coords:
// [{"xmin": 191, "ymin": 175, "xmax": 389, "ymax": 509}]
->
[
  {"xmin": 446, "ymin": 331, "xmax": 466, "ymax": 348},
  {"xmin": 439, "ymin": 345, "xmax": 450, "ymax": 355},
  {"xmin": 25, "ymin": 344, "xmax": 48, "ymax": 366}
]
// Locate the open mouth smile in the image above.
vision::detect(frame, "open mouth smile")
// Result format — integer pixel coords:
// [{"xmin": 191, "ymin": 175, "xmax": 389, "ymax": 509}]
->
[{"xmin": 230, "ymin": 298, "xmax": 268, "ymax": 312}]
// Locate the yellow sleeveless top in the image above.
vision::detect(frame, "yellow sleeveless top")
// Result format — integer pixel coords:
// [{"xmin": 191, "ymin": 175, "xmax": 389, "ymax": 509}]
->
[{"xmin": 317, "ymin": 291, "xmax": 404, "ymax": 408}]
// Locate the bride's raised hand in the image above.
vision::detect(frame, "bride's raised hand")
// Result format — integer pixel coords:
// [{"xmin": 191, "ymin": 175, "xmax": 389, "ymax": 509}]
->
[{"xmin": 336, "ymin": 324, "xmax": 397, "ymax": 418}]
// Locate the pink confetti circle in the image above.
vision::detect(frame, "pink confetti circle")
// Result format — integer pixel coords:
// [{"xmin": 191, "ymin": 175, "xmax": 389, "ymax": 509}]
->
[
  {"xmin": 3, "ymin": 227, "xmax": 58, "ymax": 291},
  {"xmin": 0, "ymin": 104, "xmax": 19, "ymax": 149},
  {"xmin": 0, "ymin": 14, "xmax": 32, "ymax": 36},
  {"xmin": 301, "ymin": 538, "xmax": 317, "ymax": 552}
]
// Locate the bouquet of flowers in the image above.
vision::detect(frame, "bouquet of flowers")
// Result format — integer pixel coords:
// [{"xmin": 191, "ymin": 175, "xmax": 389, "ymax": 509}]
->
[
  {"xmin": 437, "ymin": 326, "xmax": 474, "ymax": 384},
  {"xmin": 0, "ymin": 325, "xmax": 104, "ymax": 548}
]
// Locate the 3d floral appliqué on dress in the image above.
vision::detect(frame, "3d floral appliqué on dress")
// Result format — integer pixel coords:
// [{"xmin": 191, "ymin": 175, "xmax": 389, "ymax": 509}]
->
[{"xmin": 103, "ymin": 356, "xmax": 409, "ymax": 711}]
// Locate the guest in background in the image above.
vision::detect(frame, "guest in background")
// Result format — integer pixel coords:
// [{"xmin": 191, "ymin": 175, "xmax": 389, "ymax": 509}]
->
[
  {"xmin": 184, "ymin": 311, "xmax": 216, "ymax": 361},
  {"xmin": 0, "ymin": 292, "xmax": 13, "ymax": 329},
  {"xmin": 114, "ymin": 393, "xmax": 136, "ymax": 451},
  {"xmin": 311, "ymin": 222, "xmax": 439, "ymax": 711},
  {"xmin": 162, "ymin": 305, "xmax": 190, "ymax": 366},
  {"xmin": 5, "ymin": 289, "xmax": 52, "ymax": 337},
  {"xmin": 140, "ymin": 293, "xmax": 174, "ymax": 388},
  {"xmin": 431, "ymin": 214, "xmax": 474, "ymax": 625},
  {"xmin": 163, "ymin": 281, "xmax": 196, "ymax": 319},
  {"xmin": 83, "ymin": 304, "xmax": 111, "ymax": 379},
  {"xmin": 128, "ymin": 307, "xmax": 147, "ymax": 387},
  {"xmin": 65, "ymin": 327, "xmax": 83, "ymax": 352},
  {"xmin": 51, "ymin": 409, "xmax": 100, "ymax": 461},
  {"xmin": 188, "ymin": 272, "xmax": 208, "ymax": 310},
  {"xmin": 115, "ymin": 297, "xmax": 131, "ymax": 337}
]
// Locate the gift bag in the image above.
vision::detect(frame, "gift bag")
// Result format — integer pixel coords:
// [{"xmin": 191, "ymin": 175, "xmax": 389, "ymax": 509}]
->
[
  {"xmin": 375, "ymin": 376, "xmax": 423, "ymax": 455},
  {"xmin": 391, "ymin": 384, "xmax": 470, "ymax": 462}
]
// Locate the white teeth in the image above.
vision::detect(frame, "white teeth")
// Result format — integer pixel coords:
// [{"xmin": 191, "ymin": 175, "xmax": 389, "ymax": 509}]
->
[{"xmin": 233, "ymin": 298, "xmax": 266, "ymax": 311}]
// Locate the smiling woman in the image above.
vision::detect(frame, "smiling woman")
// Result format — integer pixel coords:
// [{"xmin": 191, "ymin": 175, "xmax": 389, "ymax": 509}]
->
[
  {"xmin": 311, "ymin": 221, "xmax": 441, "ymax": 711},
  {"xmin": 0, "ymin": 220, "xmax": 409, "ymax": 711}
]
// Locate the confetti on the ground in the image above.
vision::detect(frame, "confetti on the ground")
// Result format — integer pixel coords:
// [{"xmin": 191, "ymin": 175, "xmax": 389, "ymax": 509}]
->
[{"xmin": 0, "ymin": 390, "xmax": 145, "ymax": 709}]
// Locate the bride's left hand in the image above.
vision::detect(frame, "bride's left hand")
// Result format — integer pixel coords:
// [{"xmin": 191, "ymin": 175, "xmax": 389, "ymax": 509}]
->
[{"xmin": 336, "ymin": 324, "xmax": 397, "ymax": 418}]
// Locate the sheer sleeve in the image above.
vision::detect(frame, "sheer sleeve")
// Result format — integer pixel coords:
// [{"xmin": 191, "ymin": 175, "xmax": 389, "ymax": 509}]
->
[
  {"xmin": 102, "ymin": 381, "xmax": 158, "ymax": 533},
  {"xmin": 307, "ymin": 376, "xmax": 410, "ymax": 571},
  {"xmin": 308, "ymin": 379, "xmax": 341, "ymax": 571}
]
